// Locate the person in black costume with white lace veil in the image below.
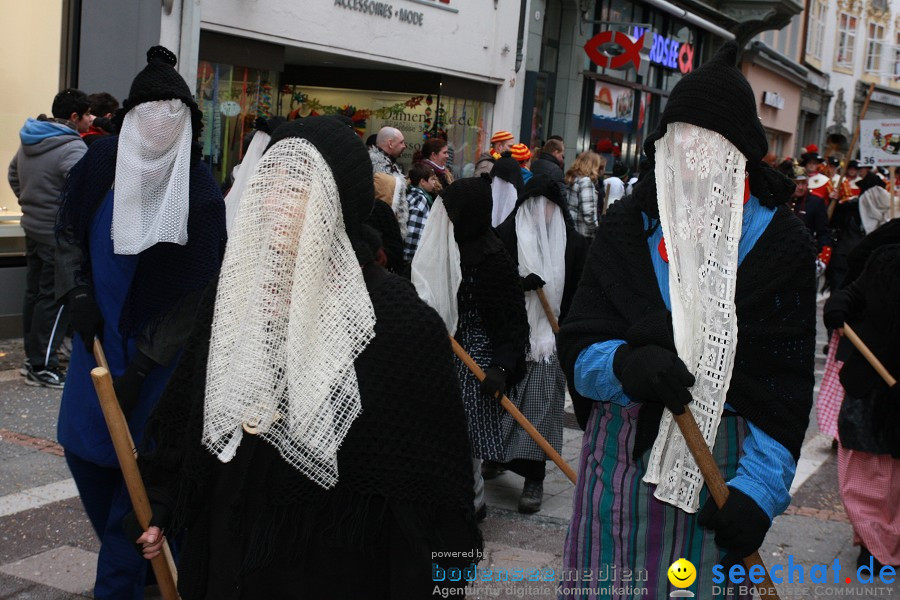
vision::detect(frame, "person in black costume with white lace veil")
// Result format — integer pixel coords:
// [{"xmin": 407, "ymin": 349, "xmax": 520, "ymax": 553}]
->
[
  {"xmin": 557, "ymin": 42, "xmax": 816, "ymax": 598},
  {"xmin": 412, "ymin": 174, "xmax": 530, "ymax": 520},
  {"xmin": 131, "ymin": 116, "xmax": 482, "ymax": 599}
]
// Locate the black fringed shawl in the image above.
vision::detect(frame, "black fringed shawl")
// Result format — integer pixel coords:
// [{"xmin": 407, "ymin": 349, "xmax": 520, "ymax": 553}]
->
[
  {"xmin": 557, "ymin": 180, "xmax": 817, "ymax": 461},
  {"xmin": 57, "ymin": 135, "xmax": 226, "ymax": 336},
  {"xmin": 140, "ymin": 265, "xmax": 482, "ymax": 598}
]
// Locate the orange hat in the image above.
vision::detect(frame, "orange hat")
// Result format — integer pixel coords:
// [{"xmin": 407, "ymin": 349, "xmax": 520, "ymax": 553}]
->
[
  {"xmin": 490, "ymin": 130, "xmax": 514, "ymax": 143},
  {"xmin": 510, "ymin": 143, "xmax": 531, "ymax": 163}
]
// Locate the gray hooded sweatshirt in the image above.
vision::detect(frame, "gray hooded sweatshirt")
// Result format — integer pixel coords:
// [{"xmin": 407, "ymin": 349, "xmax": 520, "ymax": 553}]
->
[{"xmin": 8, "ymin": 118, "xmax": 87, "ymax": 245}]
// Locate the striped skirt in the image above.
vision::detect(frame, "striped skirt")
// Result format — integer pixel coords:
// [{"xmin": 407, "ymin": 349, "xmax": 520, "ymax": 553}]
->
[
  {"xmin": 500, "ymin": 355, "xmax": 565, "ymax": 462},
  {"xmin": 560, "ymin": 401, "xmax": 752, "ymax": 600}
]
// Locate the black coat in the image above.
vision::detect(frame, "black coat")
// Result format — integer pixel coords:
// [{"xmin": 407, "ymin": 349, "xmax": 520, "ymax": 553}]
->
[
  {"xmin": 140, "ymin": 265, "xmax": 482, "ymax": 599},
  {"xmin": 557, "ymin": 190, "xmax": 817, "ymax": 461},
  {"xmin": 791, "ymin": 193, "xmax": 832, "ymax": 252},
  {"xmin": 530, "ymin": 153, "xmax": 566, "ymax": 199},
  {"xmin": 829, "ymin": 244, "xmax": 900, "ymax": 457}
]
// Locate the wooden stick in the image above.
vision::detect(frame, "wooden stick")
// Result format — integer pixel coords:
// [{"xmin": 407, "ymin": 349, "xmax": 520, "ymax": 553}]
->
[
  {"xmin": 449, "ymin": 336, "xmax": 577, "ymax": 484},
  {"xmin": 535, "ymin": 288, "xmax": 560, "ymax": 334},
  {"xmin": 890, "ymin": 166, "xmax": 896, "ymax": 221},
  {"xmin": 843, "ymin": 324, "xmax": 897, "ymax": 386},
  {"xmin": 829, "ymin": 83, "xmax": 875, "ymax": 222},
  {"xmin": 672, "ymin": 410, "xmax": 781, "ymax": 599},
  {"xmin": 90, "ymin": 342, "xmax": 180, "ymax": 600}
]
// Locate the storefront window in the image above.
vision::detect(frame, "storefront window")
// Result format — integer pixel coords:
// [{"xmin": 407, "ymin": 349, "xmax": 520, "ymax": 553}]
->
[
  {"xmin": 196, "ymin": 61, "xmax": 278, "ymax": 186},
  {"xmin": 278, "ymin": 85, "xmax": 492, "ymax": 178}
]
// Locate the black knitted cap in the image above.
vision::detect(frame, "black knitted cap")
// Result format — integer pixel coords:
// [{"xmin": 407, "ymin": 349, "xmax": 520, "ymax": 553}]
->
[
  {"xmin": 442, "ymin": 174, "xmax": 493, "ymax": 242},
  {"xmin": 856, "ymin": 172, "xmax": 886, "ymax": 194},
  {"xmin": 491, "ymin": 152, "xmax": 525, "ymax": 192},
  {"xmin": 267, "ymin": 116, "xmax": 375, "ymax": 233},
  {"xmin": 643, "ymin": 41, "xmax": 767, "ymax": 164},
  {"xmin": 116, "ymin": 46, "xmax": 202, "ymax": 135}
]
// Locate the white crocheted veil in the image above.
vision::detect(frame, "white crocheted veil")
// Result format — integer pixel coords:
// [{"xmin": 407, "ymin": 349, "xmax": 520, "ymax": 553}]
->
[
  {"xmin": 113, "ymin": 99, "xmax": 193, "ymax": 255},
  {"xmin": 643, "ymin": 122, "xmax": 746, "ymax": 512},
  {"xmin": 203, "ymin": 136, "xmax": 376, "ymax": 489}
]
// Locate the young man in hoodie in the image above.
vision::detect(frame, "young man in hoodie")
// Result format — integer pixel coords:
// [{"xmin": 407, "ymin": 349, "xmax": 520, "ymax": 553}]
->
[{"xmin": 8, "ymin": 88, "xmax": 90, "ymax": 387}]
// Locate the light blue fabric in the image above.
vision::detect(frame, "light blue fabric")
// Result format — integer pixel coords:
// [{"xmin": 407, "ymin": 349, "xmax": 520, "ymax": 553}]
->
[
  {"xmin": 521, "ymin": 167, "xmax": 533, "ymax": 184},
  {"xmin": 572, "ymin": 196, "xmax": 793, "ymax": 519},
  {"xmin": 19, "ymin": 118, "xmax": 78, "ymax": 145}
]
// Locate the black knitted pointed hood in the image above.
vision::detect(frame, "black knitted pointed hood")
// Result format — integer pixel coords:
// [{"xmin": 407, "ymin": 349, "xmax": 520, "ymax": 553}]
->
[
  {"xmin": 115, "ymin": 46, "xmax": 202, "ymax": 137},
  {"xmin": 267, "ymin": 116, "xmax": 375, "ymax": 245},
  {"xmin": 491, "ymin": 152, "xmax": 525, "ymax": 192},
  {"xmin": 643, "ymin": 41, "xmax": 767, "ymax": 165}
]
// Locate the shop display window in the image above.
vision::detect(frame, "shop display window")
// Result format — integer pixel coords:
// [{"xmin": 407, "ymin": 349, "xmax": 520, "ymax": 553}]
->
[
  {"xmin": 196, "ymin": 61, "xmax": 279, "ymax": 187},
  {"xmin": 278, "ymin": 85, "xmax": 492, "ymax": 178}
]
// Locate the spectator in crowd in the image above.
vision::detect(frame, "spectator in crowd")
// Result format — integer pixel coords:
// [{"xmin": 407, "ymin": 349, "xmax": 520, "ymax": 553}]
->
[
  {"xmin": 530, "ymin": 137, "xmax": 565, "ymax": 197},
  {"xmin": 564, "ymin": 151, "xmax": 604, "ymax": 240},
  {"xmin": 369, "ymin": 126, "xmax": 406, "ymax": 176},
  {"xmin": 511, "ymin": 143, "xmax": 533, "ymax": 184},
  {"xmin": 603, "ymin": 160, "xmax": 628, "ymax": 210},
  {"xmin": 474, "ymin": 130, "xmax": 515, "ymax": 176},
  {"xmin": 404, "ymin": 162, "xmax": 438, "ymax": 262},
  {"xmin": 416, "ymin": 137, "xmax": 453, "ymax": 191},
  {"xmin": 8, "ymin": 88, "xmax": 90, "ymax": 387},
  {"xmin": 82, "ymin": 92, "xmax": 119, "ymax": 145}
]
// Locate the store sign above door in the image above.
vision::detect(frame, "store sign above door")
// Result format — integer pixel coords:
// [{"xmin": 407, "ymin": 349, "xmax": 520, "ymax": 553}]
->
[
  {"xmin": 333, "ymin": 0, "xmax": 426, "ymax": 25},
  {"xmin": 632, "ymin": 27, "xmax": 694, "ymax": 74},
  {"xmin": 584, "ymin": 31, "xmax": 646, "ymax": 71}
]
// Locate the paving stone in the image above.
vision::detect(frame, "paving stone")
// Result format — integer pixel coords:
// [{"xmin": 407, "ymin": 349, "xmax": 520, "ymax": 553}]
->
[{"xmin": 0, "ymin": 546, "xmax": 96, "ymax": 595}]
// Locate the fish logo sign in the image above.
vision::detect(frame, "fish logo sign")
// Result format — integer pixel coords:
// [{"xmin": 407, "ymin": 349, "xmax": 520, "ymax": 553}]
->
[{"xmin": 584, "ymin": 31, "xmax": 645, "ymax": 71}]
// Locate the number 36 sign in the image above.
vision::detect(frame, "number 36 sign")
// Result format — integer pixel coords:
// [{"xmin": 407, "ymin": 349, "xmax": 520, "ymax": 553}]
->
[{"xmin": 860, "ymin": 119, "xmax": 900, "ymax": 167}]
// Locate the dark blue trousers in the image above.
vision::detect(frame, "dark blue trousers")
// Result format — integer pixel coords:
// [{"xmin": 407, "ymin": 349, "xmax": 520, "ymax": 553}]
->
[{"xmin": 65, "ymin": 450, "xmax": 149, "ymax": 600}]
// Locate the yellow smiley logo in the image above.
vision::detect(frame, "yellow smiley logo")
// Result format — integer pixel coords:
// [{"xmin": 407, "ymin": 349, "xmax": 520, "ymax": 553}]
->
[{"xmin": 668, "ymin": 558, "xmax": 697, "ymax": 588}]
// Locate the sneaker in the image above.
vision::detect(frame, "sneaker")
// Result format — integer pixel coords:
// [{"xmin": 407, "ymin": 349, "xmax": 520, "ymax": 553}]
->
[
  {"xmin": 25, "ymin": 366, "xmax": 66, "ymax": 389},
  {"xmin": 518, "ymin": 479, "xmax": 543, "ymax": 514},
  {"xmin": 19, "ymin": 359, "xmax": 31, "ymax": 377}
]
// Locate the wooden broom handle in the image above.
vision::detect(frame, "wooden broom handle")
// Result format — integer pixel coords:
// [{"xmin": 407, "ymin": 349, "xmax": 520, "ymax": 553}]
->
[
  {"xmin": 449, "ymin": 336, "xmax": 577, "ymax": 484},
  {"xmin": 535, "ymin": 288, "xmax": 560, "ymax": 334},
  {"xmin": 843, "ymin": 324, "xmax": 897, "ymax": 387},
  {"xmin": 91, "ymin": 340, "xmax": 180, "ymax": 600},
  {"xmin": 672, "ymin": 410, "xmax": 781, "ymax": 599}
]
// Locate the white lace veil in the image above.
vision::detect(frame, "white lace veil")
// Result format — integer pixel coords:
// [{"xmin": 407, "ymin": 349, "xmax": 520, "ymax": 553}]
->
[
  {"xmin": 113, "ymin": 99, "xmax": 193, "ymax": 255},
  {"xmin": 203, "ymin": 136, "xmax": 376, "ymax": 489},
  {"xmin": 410, "ymin": 197, "xmax": 462, "ymax": 335},
  {"xmin": 643, "ymin": 122, "xmax": 746, "ymax": 512},
  {"xmin": 491, "ymin": 178, "xmax": 518, "ymax": 227},
  {"xmin": 515, "ymin": 195, "xmax": 567, "ymax": 362},
  {"xmin": 224, "ymin": 129, "xmax": 270, "ymax": 235}
]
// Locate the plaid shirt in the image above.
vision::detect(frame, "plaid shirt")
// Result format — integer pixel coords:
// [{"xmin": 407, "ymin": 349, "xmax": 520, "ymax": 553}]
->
[
  {"xmin": 403, "ymin": 186, "xmax": 433, "ymax": 262},
  {"xmin": 566, "ymin": 176, "xmax": 598, "ymax": 238}
]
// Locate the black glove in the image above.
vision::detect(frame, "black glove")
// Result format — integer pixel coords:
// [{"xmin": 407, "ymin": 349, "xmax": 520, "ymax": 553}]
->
[
  {"xmin": 698, "ymin": 487, "xmax": 770, "ymax": 569},
  {"xmin": 113, "ymin": 352, "xmax": 158, "ymax": 419},
  {"xmin": 823, "ymin": 288, "xmax": 852, "ymax": 330},
  {"xmin": 122, "ymin": 502, "xmax": 173, "ymax": 554},
  {"xmin": 612, "ymin": 344, "xmax": 694, "ymax": 415},
  {"xmin": 480, "ymin": 365, "xmax": 508, "ymax": 400},
  {"xmin": 521, "ymin": 273, "xmax": 546, "ymax": 291},
  {"xmin": 68, "ymin": 287, "xmax": 103, "ymax": 352}
]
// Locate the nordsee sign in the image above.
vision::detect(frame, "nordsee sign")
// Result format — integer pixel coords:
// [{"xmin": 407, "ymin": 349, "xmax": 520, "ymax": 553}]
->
[
  {"xmin": 333, "ymin": 0, "xmax": 425, "ymax": 25},
  {"xmin": 632, "ymin": 27, "xmax": 694, "ymax": 74}
]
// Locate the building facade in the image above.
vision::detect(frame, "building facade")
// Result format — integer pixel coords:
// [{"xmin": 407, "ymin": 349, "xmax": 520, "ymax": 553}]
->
[
  {"xmin": 520, "ymin": 0, "xmax": 803, "ymax": 172},
  {"xmin": 160, "ymin": 0, "xmax": 525, "ymax": 183}
]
